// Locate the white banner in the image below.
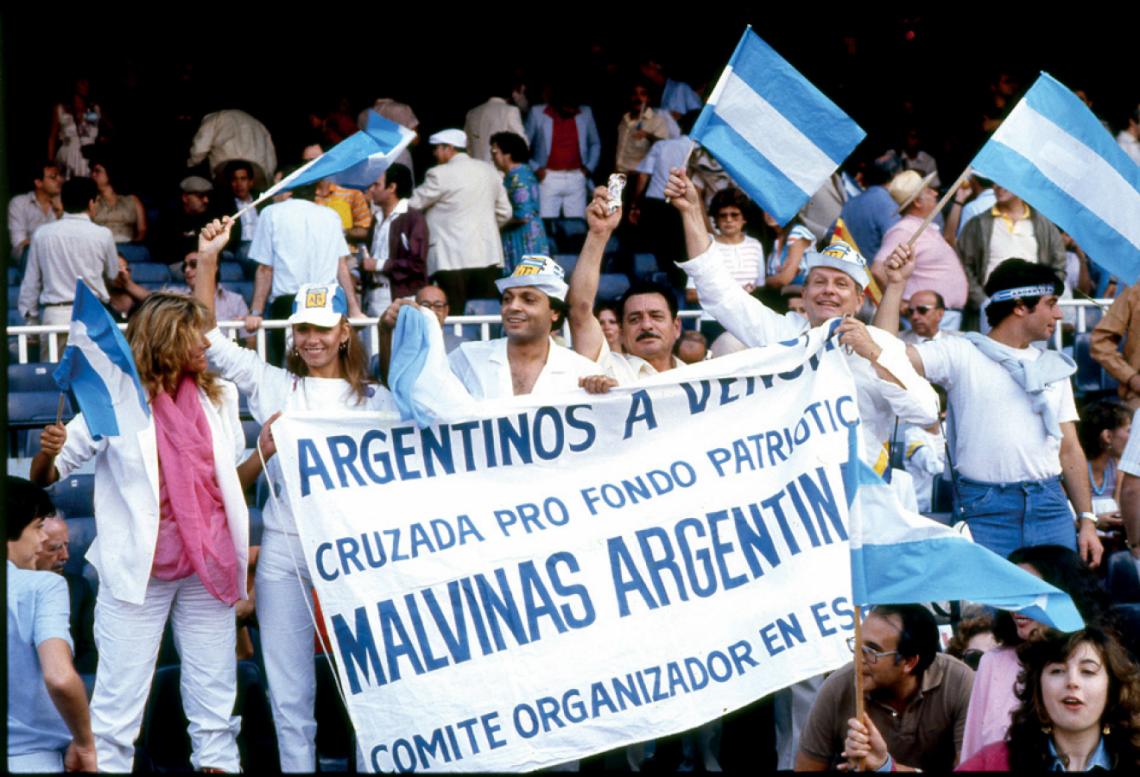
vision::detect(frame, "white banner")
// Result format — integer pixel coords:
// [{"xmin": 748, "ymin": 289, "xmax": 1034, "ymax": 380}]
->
[{"xmin": 274, "ymin": 325, "xmax": 861, "ymax": 772}]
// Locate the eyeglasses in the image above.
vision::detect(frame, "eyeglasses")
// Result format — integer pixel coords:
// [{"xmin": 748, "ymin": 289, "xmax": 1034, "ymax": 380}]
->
[
  {"xmin": 846, "ymin": 636, "xmax": 900, "ymax": 664},
  {"xmin": 907, "ymin": 305, "xmax": 938, "ymax": 316},
  {"xmin": 418, "ymin": 301, "xmax": 448, "ymax": 310},
  {"xmin": 716, "ymin": 211, "xmax": 744, "ymax": 220}
]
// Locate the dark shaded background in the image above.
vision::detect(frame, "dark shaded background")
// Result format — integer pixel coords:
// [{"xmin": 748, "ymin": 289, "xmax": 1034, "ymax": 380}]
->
[{"xmin": 2, "ymin": 9, "xmax": 1134, "ymax": 202}]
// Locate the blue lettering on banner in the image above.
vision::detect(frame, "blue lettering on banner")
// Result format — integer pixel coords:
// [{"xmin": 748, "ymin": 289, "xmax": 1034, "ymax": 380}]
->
[
  {"xmin": 314, "ymin": 515, "xmax": 485, "ymax": 581},
  {"xmin": 369, "ymin": 711, "xmax": 506, "ymax": 773}
]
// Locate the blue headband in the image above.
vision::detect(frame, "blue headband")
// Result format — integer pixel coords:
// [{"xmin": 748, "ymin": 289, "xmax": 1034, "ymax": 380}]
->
[{"xmin": 988, "ymin": 284, "xmax": 1056, "ymax": 303}]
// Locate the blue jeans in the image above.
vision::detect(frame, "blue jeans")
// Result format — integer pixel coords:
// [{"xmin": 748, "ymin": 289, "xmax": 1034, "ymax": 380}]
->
[{"xmin": 957, "ymin": 475, "xmax": 1078, "ymax": 559}]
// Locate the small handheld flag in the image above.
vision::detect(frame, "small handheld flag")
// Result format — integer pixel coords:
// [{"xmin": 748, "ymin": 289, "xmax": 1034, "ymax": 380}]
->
[{"xmin": 52, "ymin": 281, "xmax": 150, "ymax": 439}]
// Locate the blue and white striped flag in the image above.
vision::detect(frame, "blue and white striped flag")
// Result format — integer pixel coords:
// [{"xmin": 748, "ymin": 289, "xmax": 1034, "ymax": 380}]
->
[
  {"xmin": 972, "ymin": 72, "xmax": 1140, "ymax": 284},
  {"xmin": 259, "ymin": 110, "xmax": 416, "ymax": 200},
  {"xmin": 843, "ymin": 428, "xmax": 1083, "ymax": 632},
  {"xmin": 52, "ymin": 281, "xmax": 149, "ymax": 439},
  {"xmin": 692, "ymin": 26, "xmax": 866, "ymax": 226}
]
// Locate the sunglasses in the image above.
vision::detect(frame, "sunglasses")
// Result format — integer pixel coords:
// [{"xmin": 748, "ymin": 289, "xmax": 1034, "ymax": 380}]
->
[{"xmin": 907, "ymin": 305, "xmax": 938, "ymax": 316}]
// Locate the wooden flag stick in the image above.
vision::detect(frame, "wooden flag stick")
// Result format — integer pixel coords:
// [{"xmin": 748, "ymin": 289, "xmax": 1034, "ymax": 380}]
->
[
  {"xmin": 852, "ymin": 604, "xmax": 866, "ymax": 772},
  {"xmin": 904, "ymin": 167, "xmax": 973, "ymax": 249},
  {"xmin": 55, "ymin": 392, "xmax": 66, "ymax": 426}
]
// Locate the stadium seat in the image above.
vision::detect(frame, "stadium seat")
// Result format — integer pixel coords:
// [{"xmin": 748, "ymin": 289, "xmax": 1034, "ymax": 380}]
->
[
  {"xmin": 553, "ymin": 253, "xmax": 578, "ymax": 277},
  {"xmin": 118, "ymin": 243, "xmax": 152, "ymax": 264},
  {"xmin": 549, "ymin": 217, "xmax": 588, "ymax": 254},
  {"xmin": 369, "ymin": 353, "xmax": 381, "ymax": 381},
  {"xmin": 8, "ymin": 391, "xmax": 73, "ymax": 428},
  {"xmin": 464, "ymin": 298, "xmax": 500, "ymax": 316},
  {"xmin": 8, "ymin": 362, "xmax": 58, "ymax": 392},
  {"xmin": 1106, "ymin": 550, "xmax": 1140, "ymax": 603},
  {"xmin": 219, "ymin": 262, "xmax": 245, "ymax": 282},
  {"xmin": 128, "ymin": 263, "xmax": 172, "ymax": 285},
  {"xmin": 230, "ymin": 280, "xmax": 255, "ymax": 306},
  {"xmin": 8, "ymin": 285, "xmax": 21, "ymax": 309},
  {"xmin": 8, "ymin": 266, "xmax": 21, "ymax": 285},
  {"xmin": 597, "ymin": 273, "xmax": 631, "ymax": 301},
  {"xmin": 632, "ymin": 253, "xmax": 659, "ymax": 280},
  {"xmin": 50, "ymin": 476, "xmax": 95, "ymax": 520}
]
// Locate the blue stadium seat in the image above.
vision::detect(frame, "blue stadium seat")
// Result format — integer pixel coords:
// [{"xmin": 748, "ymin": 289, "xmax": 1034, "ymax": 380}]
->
[
  {"xmin": 118, "ymin": 243, "xmax": 152, "ymax": 264},
  {"xmin": 368, "ymin": 353, "xmax": 382, "ymax": 381},
  {"xmin": 8, "ymin": 266, "xmax": 21, "ymax": 285},
  {"xmin": 63, "ymin": 517, "xmax": 96, "ymax": 576},
  {"xmin": 8, "ymin": 362, "xmax": 58, "ymax": 392},
  {"xmin": 633, "ymin": 253, "xmax": 659, "ymax": 280},
  {"xmin": 238, "ymin": 393, "xmax": 251, "ymax": 420},
  {"xmin": 553, "ymin": 253, "xmax": 578, "ymax": 277},
  {"xmin": 8, "ymin": 391, "xmax": 73, "ymax": 427},
  {"xmin": 220, "ymin": 262, "xmax": 245, "ymax": 282},
  {"xmin": 8, "ymin": 286, "xmax": 20, "ymax": 309},
  {"xmin": 597, "ymin": 273, "xmax": 631, "ymax": 301},
  {"xmin": 128, "ymin": 263, "xmax": 172, "ymax": 285},
  {"xmin": 603, "ymin": 233, "xmax": 621, "ymax": 255},
  {"xmin": 8, "ymin": 308, "xmax": 25, "ymax": 326},
  {"xmin": 50, "ymin": 476, "xmax": 95, "ymax": 520},
  {"xmin": 229, "ymin": 280, "xmax": 255, "ymax": 306},
  {"xmin": 464, "ymin": 298, "xmax": 501, "ymax": 316}
]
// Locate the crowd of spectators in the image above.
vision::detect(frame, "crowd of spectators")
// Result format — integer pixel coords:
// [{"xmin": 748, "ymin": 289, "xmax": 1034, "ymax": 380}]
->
[{"xmin": 6, "ymin": 36, "xmax": 1140, "ymax": 773}]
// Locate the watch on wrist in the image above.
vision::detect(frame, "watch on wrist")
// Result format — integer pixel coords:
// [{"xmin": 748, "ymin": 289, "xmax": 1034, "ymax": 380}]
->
[
  {"xmin": 1079, "ymin": 511, "xmax": 1099, "ymax": 526},
  {"xmin": 251, "ymin": 310, "xmax": 263, "ymax": 317}
]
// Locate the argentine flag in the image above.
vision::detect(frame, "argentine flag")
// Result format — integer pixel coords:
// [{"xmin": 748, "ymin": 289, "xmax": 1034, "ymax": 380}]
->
[
  {"xmin": 843, "ymin": 428, "xmax": 1083, "ymax": 632},
  {"xmin": 972, "ymin": 72, "xmax": 1140, "ymax": 284},
  {"xmin": 691, "ymin": 26, "xmax": 866, "ymax": 226},
  {"xmin": 53, "ymin": 281, "xmax": 149, "ymax": 439},
  {"xmin": 261, "ymin": 110, "xmax": 416, "ymax": 200}
]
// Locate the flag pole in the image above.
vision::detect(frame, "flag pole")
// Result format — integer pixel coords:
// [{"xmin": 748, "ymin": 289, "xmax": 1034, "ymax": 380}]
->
[
  {"xmin": 55, "ymin": 393, "xmax": 66, "ymax": 426},
  {"xmin": 852, "ymin": 604, "xmax": 866, "ymax": 772},
  {"xmin": 904, "ymin": 167, "xmax": 973, "ymax": 249}
]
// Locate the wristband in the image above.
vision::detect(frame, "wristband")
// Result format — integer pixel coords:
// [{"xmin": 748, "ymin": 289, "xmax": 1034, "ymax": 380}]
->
[
  {"xmin": 250, "ymin": 310, "xmax": 263, "ymax": 317},
  {"xmin": 875, "ymin": 753, "xmax": 894, "ymax": 772},
  {"xmin": 1078, "ymin": 511, "xmax": 1098, "ymax": 526}
]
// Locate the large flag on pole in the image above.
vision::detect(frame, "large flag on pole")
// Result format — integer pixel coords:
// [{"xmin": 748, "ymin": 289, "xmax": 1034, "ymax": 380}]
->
[
  {"xmin": 691, "ymin": 26, "xmax": 866, "ymax": 226},
  {"xmin": 844, "ymin": 428, "xmax": 1084, "ymax": 632},
  {"xmin": 52, "ymin": 281, "xmax": 150, "ymax": 439},
  {"xmin": 971, "ymin": 72, "xmax": 1140, "ymax": 284},
  {"xmin": 254, "ymin": 111, "xmax": 416, "ymax": 204}
]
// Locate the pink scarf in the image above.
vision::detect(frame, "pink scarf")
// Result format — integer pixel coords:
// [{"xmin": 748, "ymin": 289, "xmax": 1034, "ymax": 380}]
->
[{"xmin": 151, "ymin": 374, "xmax": 241, "ymax": 605}]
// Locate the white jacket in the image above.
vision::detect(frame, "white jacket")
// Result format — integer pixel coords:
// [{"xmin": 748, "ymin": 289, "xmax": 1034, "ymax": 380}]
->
[
  {"xmin": 408, "ymin": 153, "xmax": 512, "ymax": 276},
  {"xmin": 55, "ymin": 382, "xmax": 249, "ymax": 605}
]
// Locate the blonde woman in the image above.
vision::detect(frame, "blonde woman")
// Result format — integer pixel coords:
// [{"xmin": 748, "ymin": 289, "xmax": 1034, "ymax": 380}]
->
[{"xmin": 31, "ymin": 293, "xmax": 263, "ymax": 772}]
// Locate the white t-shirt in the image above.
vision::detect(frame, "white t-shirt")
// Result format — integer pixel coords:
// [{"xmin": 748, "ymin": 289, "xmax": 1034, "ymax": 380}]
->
[
  {"xmin": 916, "ymin": 336, "xmax": 1078, "ymax": 482},
  {"xmin": 685, "ymin": 236, "xmax": 765, "ymax": 291},
  {"xmin": 448, "ymin": 337, "xmax": 598, "ymax": 399},
  {"xmin": 593, "ymin": 338, "xmax": 683, "ymax": 385}
]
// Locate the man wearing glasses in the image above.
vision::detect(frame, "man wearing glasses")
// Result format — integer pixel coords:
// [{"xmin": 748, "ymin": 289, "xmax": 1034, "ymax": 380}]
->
[
  {"xmin": 899, "ymin": 290, "xmax": 958, "ymax": 346},
  {"xmin": 795, "ymin": 604, "xmax": 974, "ymax": 771}
]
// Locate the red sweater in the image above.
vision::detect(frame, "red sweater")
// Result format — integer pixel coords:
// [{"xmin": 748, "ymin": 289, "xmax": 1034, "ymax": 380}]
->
[{"xmin": 955, "ymin": 741, "xmax": 1010, "ymax": 771}]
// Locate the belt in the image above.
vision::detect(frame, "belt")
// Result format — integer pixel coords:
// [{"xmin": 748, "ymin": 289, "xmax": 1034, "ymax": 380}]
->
[{"xmin": 42, "ymin": 301, "xmax": 74, "ymax": 308}]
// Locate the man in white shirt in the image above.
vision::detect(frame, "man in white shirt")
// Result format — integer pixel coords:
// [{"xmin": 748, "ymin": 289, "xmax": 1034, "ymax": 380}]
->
[
  {"xmin": 245, "ymin": 170, "xmax": 362, "ymax": 366},
  {"xmin": 448, "ymin": 256, "xmax": 597, "ymax": 398},
  {"xmin": 897, "ymin": 252, "xmax": 1102, "ymax": 567},
  {"xmin": 18, "ymin": 177, "xmax": 121, "ymax": 353},
  {"xmin": 664, "ymin": 168, "xmax": 939, "ymax": 467},
  {"xmin": 8, "ymin": 161, "xmax": 62, "ymax": 263},
  {"xmin": 569, "ymin": 187, "xmax": 683, "ymax": 386}
]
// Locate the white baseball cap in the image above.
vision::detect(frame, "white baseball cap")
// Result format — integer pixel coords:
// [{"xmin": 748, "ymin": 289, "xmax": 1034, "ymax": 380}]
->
[
  {"xmin": 428, "ymin": 128, "xmax": 467, "ymax": 148},
  {"xmin": 288, "ymin": 283, "xmax": 348, "ymax": 327},
  {"xmin": 802, "ymin": 241, "xmax": 871, "ymax": 289}
]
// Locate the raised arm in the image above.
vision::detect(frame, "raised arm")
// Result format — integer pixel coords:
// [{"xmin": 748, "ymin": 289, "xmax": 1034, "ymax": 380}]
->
[
  {"xmin": 871, "ymin": 242, "xmax": 917, "ymax": 335},
  {"xmin": 567, "ymin": 187, "xmax": 622, "ymax": 361},
  {"xmin": 663, "ymin": 167, "xmax": 713, "ymax": 262},
  {"xmin": 196, "ymin": 217, "xmax": 234, "ymax": 327}
]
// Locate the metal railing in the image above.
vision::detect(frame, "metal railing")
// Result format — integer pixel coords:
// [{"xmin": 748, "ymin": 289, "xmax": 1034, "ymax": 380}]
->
[{"xmin": 3, "ymin": 302, "xmax": 1106, "ymax": 365}]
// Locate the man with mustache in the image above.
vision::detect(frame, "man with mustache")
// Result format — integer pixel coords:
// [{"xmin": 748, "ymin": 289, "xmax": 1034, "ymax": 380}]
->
[{"xmin": 568, "ymin": 187, "xmax": 684, "ymax": 387}]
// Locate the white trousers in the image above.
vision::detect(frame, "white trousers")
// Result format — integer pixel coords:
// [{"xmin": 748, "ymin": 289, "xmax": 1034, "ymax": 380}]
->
[
  {"xmin": 40, "ymin": 304, "xmax": 73, "ymax": 356},
  {"xmin": 256, "ymin": 529, "xmax": 320, "ymax": 772},
  {"xmin": 91, "ymin": 575, "xmax": 240, "ymax": 772},
  {"xmin": 539, "ymin": 170, "xmax": 587, "ymax": 218}
]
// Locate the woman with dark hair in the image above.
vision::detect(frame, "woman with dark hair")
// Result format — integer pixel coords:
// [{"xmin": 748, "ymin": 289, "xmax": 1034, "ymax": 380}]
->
[
  {"xmin": 595, "ymin": 300, "xmax": 623, "ymax": 355},
  {"xmin": 685, "ymin": 188, "xmax": 765, "ymax": 306},
  {"xmin": 30, "ymin": 292, "xmax": 257, "ymax": 772},
  {"xmin": 960, "ymin": 544, "xmax": 1111, "ymax": 761},
  {"xmin": 490, "ymin": 130, "xmax": 550, "ymax": 273},
  {"xmin": 90, "ymin": 155, "xmax": 149, "ymax": 263},
  {"xmin": 1078, "ymin": 399, "xmax": 1130, "ymax": 530},
  {"xmin": 957, "ymin": 628, "xmax": 1140, "ymax": 770}
]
